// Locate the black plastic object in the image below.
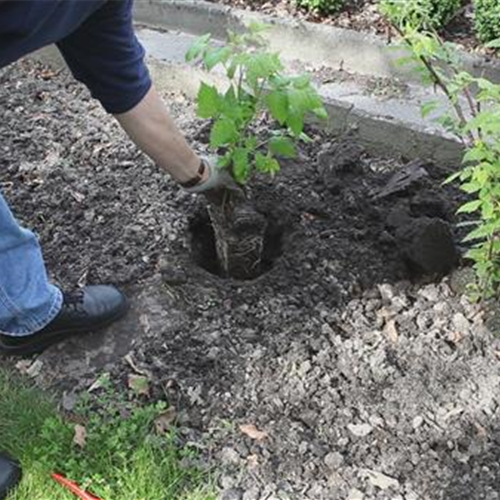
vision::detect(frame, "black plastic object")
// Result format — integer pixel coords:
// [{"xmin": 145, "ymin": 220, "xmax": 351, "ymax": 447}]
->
[{"xmin": 0, "ymin": 453, "xmax": 22, "ymax": 500}]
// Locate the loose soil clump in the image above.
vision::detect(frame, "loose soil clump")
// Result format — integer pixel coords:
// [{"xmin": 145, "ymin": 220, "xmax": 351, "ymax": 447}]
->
[{"xmin": 4, "ymin": 61, "xmax": 500, "ymax": 500}]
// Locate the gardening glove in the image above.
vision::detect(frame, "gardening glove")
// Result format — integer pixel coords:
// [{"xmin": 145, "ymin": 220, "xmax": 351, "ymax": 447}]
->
[{"xmin": 182, "ymin": 156, "xmax": 243, "ymax": 205}]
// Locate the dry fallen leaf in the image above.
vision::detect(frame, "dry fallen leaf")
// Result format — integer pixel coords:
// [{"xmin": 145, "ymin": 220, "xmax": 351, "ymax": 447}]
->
[
  {"xmin": 73, "ymin": 424, "xmax": 87, "ymax": 449},
  {"xmin": 474, "ymin": 421, "xmax": 488, "ymax": 439},
  {"xmin": 70, "ymin": 191, "xmax": 85, "ymax": 203},
  {"xmin": 87, "ymin": 372, "xmax": 110, "ymax": 393},
  {"xmin": 384, "ymin": 319, "xmax": 398, "ymax": 343},
  {"xmin": 124, "ymin": 354, "xmax": 152, "ymax": 377},
  {"xmin": 26, "ymin": 360, "xmax": 43, "ymax": 378},
  {"xmin": 448, "ymin": 330, "xmax": 464, "ymax": 345},
  {"xmin": 247, "ymin": 454, "xmax": 259, "ymax": 469},
  {"xmin": 15, "ymin": 360, "xmax": 32, "ymax": 375},
  {"xmin": 128, "ymin": 374, "xmax": 150, "ymax": 396},
  {"xmin": 154, "ymin": 407, "xmax": 177, "ymax": 435},
  {"xmin": 239, "ymin": 424, "xmax": 268, "ymax": 441}
]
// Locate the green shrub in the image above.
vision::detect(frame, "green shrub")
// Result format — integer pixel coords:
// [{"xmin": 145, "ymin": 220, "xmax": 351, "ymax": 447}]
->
[
  {"xmin": 186, "ymin": 24, "xmax": 326, "ymax": 185},
  {"xmin": 474, "ymin": 0, "xmax": 500, "ymax": 43},
  {"xmin": 295, "ymin": 0, "xmax": 345, "ymax": 16},
  {"xmin": 380, "ymin": 0, "xmax": 463, "ymax": 30},
  {"xmin": 384, "ymin": 18, "xmax": 500, "ymax": 299}
]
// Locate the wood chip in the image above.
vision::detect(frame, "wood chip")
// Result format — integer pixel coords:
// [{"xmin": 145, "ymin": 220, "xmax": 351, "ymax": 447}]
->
[
  {"xmin": 364, "ymin": 469, "xmax": 399, "ymax": 490},
  {"xmin": 384, "ymin": 319, "xmax": 399, "ymax": 343},
  {"xmin": 247, "ymin": 454, "xmax": 259, "ymax": 469},
  {"xmin": 239, "ymin": 424, "xmax": 268, "ymax": 441}
]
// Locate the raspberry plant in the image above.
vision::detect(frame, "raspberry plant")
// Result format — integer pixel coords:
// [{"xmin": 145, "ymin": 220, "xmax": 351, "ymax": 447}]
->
[
  {"xmin": 295, "ymin": 0, "xmax": 345, "ymax": 16},
  {"xmin": 474, "ymin": 0, "xmax": 500, "ymax": 44},
  {"xmin": 380, "ymin": 0, "xmax": 462, "ymax": 30},
  {"xmin": 381, "ymin": 7, "xmax": 500, "ymax": 299},
  {"xmin": 186, "ymin": 24, "xmax": 327, "ymax": 185}
]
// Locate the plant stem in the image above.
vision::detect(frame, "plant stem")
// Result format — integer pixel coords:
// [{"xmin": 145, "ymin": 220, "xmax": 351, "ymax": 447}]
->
[
  {"xmin": 429, "ymin": 28, "xmax": 483, "ymax": 141},
  {"xmin": 393, "ymin": 24, "xmax": 475, "ymax": 145}
]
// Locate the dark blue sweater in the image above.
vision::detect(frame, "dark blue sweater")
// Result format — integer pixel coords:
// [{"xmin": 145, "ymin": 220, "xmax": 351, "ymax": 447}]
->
[{"xmin": 0, "ymin": 0, "xmax": 152, "ymax": 113}]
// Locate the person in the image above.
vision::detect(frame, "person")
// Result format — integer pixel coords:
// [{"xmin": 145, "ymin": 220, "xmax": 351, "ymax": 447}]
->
[{"xmin": 0, "ymin": 1, "xmax": 226, "ymax": 497}]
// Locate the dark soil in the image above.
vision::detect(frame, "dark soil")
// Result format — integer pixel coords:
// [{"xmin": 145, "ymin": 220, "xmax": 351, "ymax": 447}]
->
[
  {"xmin": 208, "ymin": 0, "xmax": 490, "ymax": 54},
  {"xmin": 5, "ymin": 60, "xmax": 499, "ymax": 500},
  {"xmin": 0, "ymin": 60, "xmax": 462, "ymax": 308}
]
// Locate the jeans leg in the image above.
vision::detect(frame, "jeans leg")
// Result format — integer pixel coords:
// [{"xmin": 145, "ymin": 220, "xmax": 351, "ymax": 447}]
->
[{"xmin": 0, "ymin": 190, "xmax": 62, "ymax": 336}]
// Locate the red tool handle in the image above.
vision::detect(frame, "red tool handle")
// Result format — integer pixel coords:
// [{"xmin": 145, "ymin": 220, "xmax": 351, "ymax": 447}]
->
[{"xmin": 52, "ymin": 473, "xmax": 102, "ymax": 500}]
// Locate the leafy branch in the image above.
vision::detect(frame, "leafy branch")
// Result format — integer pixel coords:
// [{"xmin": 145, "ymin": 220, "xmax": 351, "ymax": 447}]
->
[
  {"xmin": 382, "ymin": 0, "xmax": 500, "ymax": 299},
  {"xmin": 186, "ymin": 23, "xmax": 327, "ymax": 185}
]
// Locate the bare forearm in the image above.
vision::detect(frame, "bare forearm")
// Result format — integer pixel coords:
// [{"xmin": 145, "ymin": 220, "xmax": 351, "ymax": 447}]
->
[{"xmin": 115, "ymin": 86, "xmax": 206, "ymax": 184}]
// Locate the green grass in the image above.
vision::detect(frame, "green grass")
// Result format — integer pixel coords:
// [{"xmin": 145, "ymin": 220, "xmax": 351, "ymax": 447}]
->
[{"xmin": 0, "ymin": 369, "xmax": 215, "ymax": 500}]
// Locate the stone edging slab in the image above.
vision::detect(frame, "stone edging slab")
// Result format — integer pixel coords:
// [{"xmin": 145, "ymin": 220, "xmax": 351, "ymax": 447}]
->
[{"xmin": 133, "ymin": 0, "xmax": 500, "ymax": 85}]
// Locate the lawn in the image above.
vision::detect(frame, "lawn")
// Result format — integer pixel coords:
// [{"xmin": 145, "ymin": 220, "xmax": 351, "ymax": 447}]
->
[{"xmin": 0, "ymin": 369, "xmax": 214, "ymax": 500}]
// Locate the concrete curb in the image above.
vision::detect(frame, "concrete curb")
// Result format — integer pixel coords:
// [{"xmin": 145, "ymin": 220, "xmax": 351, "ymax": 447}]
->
[{"xmin": 133, "ymin": 0, "xmax": 500, "ymax": 85}]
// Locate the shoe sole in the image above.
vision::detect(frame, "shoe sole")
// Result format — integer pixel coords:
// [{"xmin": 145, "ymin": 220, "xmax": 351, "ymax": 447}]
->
[{"xmin": 0, "ymin": 297, "xmax": 129, "ymax": 357}]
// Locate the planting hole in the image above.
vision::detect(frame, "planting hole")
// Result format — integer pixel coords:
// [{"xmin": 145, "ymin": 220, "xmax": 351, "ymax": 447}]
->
[{"xmin": 189, "ymin": 208, "xmax": 284, "ymax": 280}]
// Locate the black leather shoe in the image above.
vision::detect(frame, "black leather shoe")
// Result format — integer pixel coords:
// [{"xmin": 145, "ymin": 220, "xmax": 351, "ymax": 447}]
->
[
  {"xmin": 0, "ymin": 453, "xmax": 21, "ymax": 500},
  {"xmin": 0, "ymin": 285, "xmax": 128, "ymax": 357}
]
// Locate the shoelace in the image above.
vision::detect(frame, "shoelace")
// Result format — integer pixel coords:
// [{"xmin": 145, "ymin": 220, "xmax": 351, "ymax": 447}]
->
[{"xmin": 63, "ymin": 289, "xmax": 87, "ymax": 315}]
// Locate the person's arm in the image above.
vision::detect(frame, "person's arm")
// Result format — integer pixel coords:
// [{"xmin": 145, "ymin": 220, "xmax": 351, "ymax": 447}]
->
[
  {"xmin": 55, "ymin": 0, "xmax": 224, "ymax": 191},
  {"xmin": 114, "ymin": 85, "xmax": 209, "ymax": 185}
]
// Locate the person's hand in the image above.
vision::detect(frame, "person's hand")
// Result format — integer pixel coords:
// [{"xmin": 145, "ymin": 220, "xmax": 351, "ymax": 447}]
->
[{"xmin": 183, "ymin": 156, "xmax": 244, "ymax": 205}]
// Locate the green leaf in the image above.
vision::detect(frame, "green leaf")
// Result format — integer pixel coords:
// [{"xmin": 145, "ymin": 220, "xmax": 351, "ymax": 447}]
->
[
  {"xmin": 287, "ymin": 112, "xmax": 304, "ymax": 136},
  {"xmin": 463, "ymin": 147, "xmax": 488, "ymax": 164},
  {"xmin": 219, "ymin": 86, "xmax": 244, "ymax": 121},
  {"xmin": 421, "ymin": 100, "xmax": 440, "ymax": 118},
  {"xmin": 227, "ymin": 60, "xmax": 238, "ymax": 79},
  {"xmin": 288, "ymin": 87, "xmax": 323, "ymax": 114},
  {"xmin": 457, "ymin": 200, "xmax": 482, "ymax": 214},
  {"xmin": 293, "ymin": 75, "xmax": 312, "ymax": 89},
  {"xmin": 299, "ymin": 132, "xmax": 313, "ymax": 143},
  {"xmin": 232, "ymin": 148, "xmax": 250, "ymax": 184},
  {"xmin": 461, "ymin": 181, "xmax": 481, "ymax": 194},
  {"xmin": 204, "ymin": 46, "xmax": 232, "ymax": 71},
  {"xmin": 245, "ymin": 52, "xmax": 283, "ymax": 87},
  {"xmin": 217, "ymin": 152, "xmax": 232, "ymax": 169},
  {"xmin": 245, "ymin": 136, "xmax": 258, "ymax": 151},
  {"xmin": 313, "ymin": 107, "xmax": 328, "ymax": 120},
  {"xmin": 269, "ymin": 136, "xmax": 296, "ymax": 158},
  {"xmin": 197, "ymin": 83, "xmax": 220, "ymax": 118},
  {"xmin": 185, "ymin": 34, "xmax": 211, "ymax": 62},
  {"xmin": 210, "ymin": 118, "xmax": 239, "ymax": 148},
  {"xmin": 266, "ymin": 91, "xmax": 288, "ymax": 124},
  {"xmin": 485, "ymin": 39, "xmax": 500, "ymax": 50},
  {"xmin": 395, "ymin": 55, "xmax": 419, "ymax": 67},
  {"xmin": 255, "ymin": 153, "xmax": 280, "ymax": 175},
  {"xmin": 463, "ymin": 223, "xmax": 497, "ymax": 242},
  {"xmin": 443, "ymin": 170, "xmax": 461, "ymax": 185}
]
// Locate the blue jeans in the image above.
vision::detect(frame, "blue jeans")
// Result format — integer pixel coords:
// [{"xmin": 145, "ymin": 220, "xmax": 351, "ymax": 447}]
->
[{"xmin": 0, "ymin": 190, "xmax": 62, "ymax": 336}]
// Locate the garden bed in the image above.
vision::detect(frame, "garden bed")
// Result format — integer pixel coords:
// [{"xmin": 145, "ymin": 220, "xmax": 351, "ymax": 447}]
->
[
  {"xmin": 3, "ymin": 60, "xmax": 500, "ymax": 500},
  {"xmin": 206, "ymin": 0, "xmax": 484, "ymax": 53}
]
